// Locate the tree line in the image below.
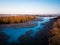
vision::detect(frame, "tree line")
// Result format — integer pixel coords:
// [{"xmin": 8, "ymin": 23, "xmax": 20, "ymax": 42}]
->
[{"xmin": 0, "ymin": 15, "xmax": 36, "ymax": 24}]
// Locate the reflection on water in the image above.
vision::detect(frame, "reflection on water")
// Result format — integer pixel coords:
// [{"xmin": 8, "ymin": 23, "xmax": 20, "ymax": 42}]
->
[{"xmin": 0, "ymin": 17, "xmax": 53, "ymax": 42}]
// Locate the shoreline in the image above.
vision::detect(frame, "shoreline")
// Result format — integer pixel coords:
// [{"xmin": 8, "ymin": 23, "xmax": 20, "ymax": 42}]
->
[{"xmin": 0, "ymin": 21, "xmax": 37, "ymax": 28}]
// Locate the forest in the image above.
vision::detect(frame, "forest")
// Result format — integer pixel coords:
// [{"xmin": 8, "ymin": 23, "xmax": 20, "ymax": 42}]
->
[{"xmin": 0, "ymin": 15, "xmax": 36, "ymax": 24}]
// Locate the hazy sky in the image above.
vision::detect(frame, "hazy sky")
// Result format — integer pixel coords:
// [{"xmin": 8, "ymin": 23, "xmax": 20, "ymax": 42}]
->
[{"xmin": 0, "ymin": 0, "xmax": 60, "ymax": 14}]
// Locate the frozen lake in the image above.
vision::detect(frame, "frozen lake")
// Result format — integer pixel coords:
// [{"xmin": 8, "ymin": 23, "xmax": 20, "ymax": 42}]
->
[{"xmin": 0, "ymin": 17, "xmax": 54, "ymax": 42}]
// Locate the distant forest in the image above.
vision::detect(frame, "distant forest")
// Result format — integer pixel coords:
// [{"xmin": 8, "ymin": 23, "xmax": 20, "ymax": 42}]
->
[{"xmin": 0, "ymin": 15, "xmax": 36, "ymax": 24}]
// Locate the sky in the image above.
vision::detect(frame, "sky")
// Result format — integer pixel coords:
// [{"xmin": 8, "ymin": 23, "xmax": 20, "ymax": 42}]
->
[{"xmin": 0, "ymin": 0, "xmax": 60, "ymax": 15}]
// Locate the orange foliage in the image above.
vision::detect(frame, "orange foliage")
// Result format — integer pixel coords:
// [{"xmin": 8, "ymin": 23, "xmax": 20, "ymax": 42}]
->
[{"xmin": 0, "ymin": 15, "xmax": 36, "ymax": 24}]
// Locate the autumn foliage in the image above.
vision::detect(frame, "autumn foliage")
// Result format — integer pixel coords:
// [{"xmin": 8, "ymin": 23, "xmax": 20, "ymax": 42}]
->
[{"xmin": 0, "ymin": 15, "xmax": 36, "ymax": 24}]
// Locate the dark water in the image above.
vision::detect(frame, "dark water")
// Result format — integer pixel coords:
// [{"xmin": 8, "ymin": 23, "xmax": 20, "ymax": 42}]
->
[{"xmin": 0, "ymin": 17, "xmax": 53, "ymax": 42}]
